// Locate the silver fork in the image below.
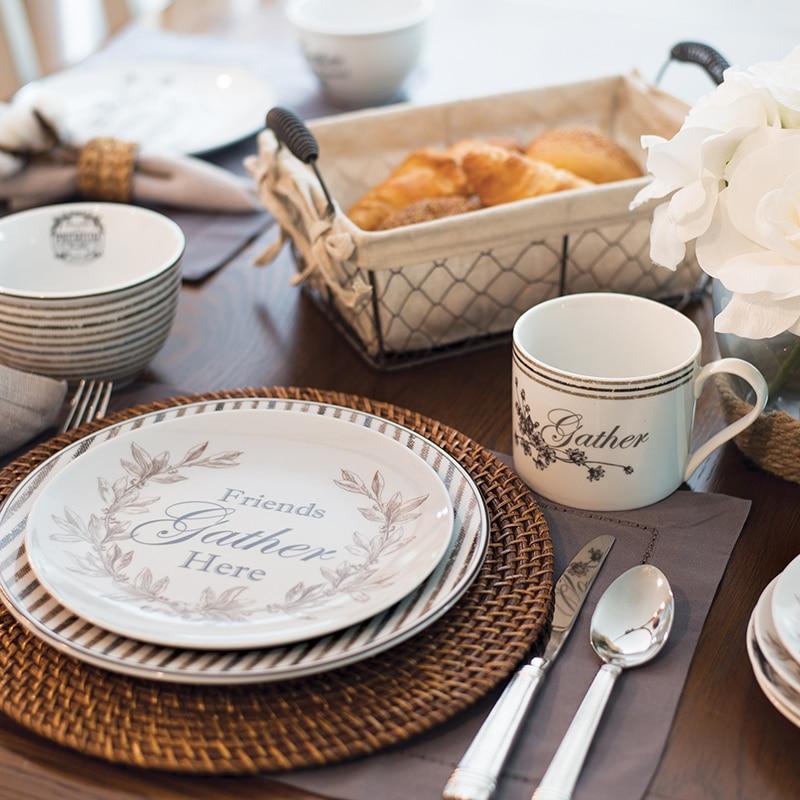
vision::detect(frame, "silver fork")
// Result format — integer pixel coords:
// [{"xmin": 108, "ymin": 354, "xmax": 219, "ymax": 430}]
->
[{"xmin": 59, "ymin": 380, "xmax": 113, "ymax": 433}]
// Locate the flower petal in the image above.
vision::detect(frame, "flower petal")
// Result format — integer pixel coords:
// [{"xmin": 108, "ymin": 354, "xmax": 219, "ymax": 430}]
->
[
  {"xmin": 642, "ymin": 125, "xmax": 719, "ymax": 192},
  {"xmin": 698, "ymin": 191, "xmax": 800, "ymax": 299},
  {"xmin": 714, "ymin": 251, "xmax": 800, "ymax": 299},
  {"xmin": 688, "ymin": 73, "xmax": 780, "ymax": 130},
  {"xmin": 700, "ymin": 126, "xmax": 756, "ymax": 177},
  {"xmin": 749, "ymin": 46, "xmax": 800, "ymax": 127},
  {"xmin": 668, "ymin": 175, "xmax": 719, "ymax": 241},
  {"xmin": 649, "ymin": 202, "xmax": 685, "ymax": 269},
  {"xmin": 630, "ymin": 177, "xmax": 674, "ymax": 209},
  {"xmin": 725, "ymin": 130, "xmax": 800, "ymax": 255},
  {"xmin": 696, "ymin": 190, "xmax": 759, "ymax": 279},
  {"xmin": 714, "ymin": 292, "xmax": 800, "ymax": 339}
]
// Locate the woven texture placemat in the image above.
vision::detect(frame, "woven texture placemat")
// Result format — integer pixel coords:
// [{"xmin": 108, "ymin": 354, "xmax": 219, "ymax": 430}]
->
[{"xmin": 0, "ymin": 387, "xmax": 553, "ymax": 774}]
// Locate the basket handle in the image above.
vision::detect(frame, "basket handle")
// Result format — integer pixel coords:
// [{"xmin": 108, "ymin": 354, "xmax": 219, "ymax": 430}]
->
[
  {"xmin": 657, "ymin": 41, "xmax": 730, "ymax": 87},
  {"xmin": 266, "ymin": 106, "xmax": 335, "ymax": 215}
]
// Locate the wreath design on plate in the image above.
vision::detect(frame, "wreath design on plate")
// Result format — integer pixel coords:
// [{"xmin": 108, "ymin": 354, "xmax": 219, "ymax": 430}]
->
[{"xmin": 50, "ymin": 441, "xmax": 428, "ymax": 621}]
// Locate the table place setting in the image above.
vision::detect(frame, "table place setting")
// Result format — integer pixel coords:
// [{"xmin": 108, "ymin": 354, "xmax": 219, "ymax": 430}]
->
[
  {"xmin": 280, "ymin": 476, "xmax": 750, "ymax": 800},
  {"xmin": 1, "ymin": 3, "xmax": 800, "ymax": 800}
]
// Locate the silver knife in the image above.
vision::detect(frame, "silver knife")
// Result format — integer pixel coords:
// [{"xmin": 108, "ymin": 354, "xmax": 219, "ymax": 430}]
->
[{"xmin": 442, "ymin": 535, "xmax": 615, "ymax": 800}]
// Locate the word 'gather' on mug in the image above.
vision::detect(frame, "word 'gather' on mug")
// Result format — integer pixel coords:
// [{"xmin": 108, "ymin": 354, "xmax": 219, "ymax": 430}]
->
[
  {"xmin": 541, "ymin": 410, "xmax": 649, "ymax": 450},
  {"xmin": 512, "ymin": 293, "xmax": 768, "ymax": 511}
]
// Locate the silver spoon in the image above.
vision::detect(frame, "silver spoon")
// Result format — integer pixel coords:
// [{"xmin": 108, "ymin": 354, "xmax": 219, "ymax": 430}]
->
[{"xmin": 532, "ymin": 564, "xmax": 674, "ymax": 800}]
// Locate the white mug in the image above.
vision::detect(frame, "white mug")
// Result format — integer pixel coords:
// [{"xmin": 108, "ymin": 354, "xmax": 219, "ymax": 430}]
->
[{"xmin": 512, "ymin": 293, "xmax": 768, "ymax": 511}]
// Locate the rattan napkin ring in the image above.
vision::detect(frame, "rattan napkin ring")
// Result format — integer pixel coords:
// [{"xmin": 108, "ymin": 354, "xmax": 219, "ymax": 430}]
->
[{"xmin": 77, "ymin": 136, "xmax": 138, "ymax": 202}]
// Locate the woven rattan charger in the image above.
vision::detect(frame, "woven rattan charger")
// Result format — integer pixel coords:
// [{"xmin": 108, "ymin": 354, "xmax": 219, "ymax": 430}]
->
[{"xmin": 0, "ymin": 387, "xmax": 553, "ymax": 774}]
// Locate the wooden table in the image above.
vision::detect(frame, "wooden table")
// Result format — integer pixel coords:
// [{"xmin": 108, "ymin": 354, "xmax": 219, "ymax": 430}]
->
[{"xmin": 2, "ymin": 2, "xmax": 800, "ymax": 798}]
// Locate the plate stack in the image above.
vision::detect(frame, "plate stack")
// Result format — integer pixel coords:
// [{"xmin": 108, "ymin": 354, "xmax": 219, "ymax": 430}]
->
[
  {"xmin": 0, "ymin": 202, "xmax": 184, "ymax": 385},
  {"xmin": 0, "ymin": 398, "xmax": 490, "ymax": 684},
  {"xmin": 748, "ymin": 555, "xmax": 800, "ymax": 727}
]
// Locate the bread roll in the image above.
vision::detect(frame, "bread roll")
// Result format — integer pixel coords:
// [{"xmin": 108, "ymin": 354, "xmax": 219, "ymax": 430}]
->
[
  {"xmin": 377, "ymin": 195, "xmax": 481, "ymax": 230},
  {"xmin": 526, "ymin": 128, "xmax": 642, "ymax": 183},
  {"xmin": 461, "ymin": 143, "xmax": 590, "ymax": 206},
  {"xmin": 348, "ymin": 150, "xmax": 468, "ymax": 231}
]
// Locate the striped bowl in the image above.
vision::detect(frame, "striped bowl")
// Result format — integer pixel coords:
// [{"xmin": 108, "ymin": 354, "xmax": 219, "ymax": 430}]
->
[{"xmin": 0, "ymin": 202, "xmax": 184, "ymax": 383}]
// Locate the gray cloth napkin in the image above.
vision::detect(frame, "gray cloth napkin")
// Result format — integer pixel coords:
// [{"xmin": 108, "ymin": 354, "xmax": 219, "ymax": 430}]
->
[
  {"xmin": 167, "ymin": 203, "xmax": 271, "ymax": 282},
  {"xmin": 279, "ymin": 463, "xmax": 751, "ymax": 800},
  {"xmin": 151, "ymin": 138, "xmax": 271, "ymax": 282},
  {"xmin": 0, "ymin": 365, "xmax": 66, "ymax": 457}
]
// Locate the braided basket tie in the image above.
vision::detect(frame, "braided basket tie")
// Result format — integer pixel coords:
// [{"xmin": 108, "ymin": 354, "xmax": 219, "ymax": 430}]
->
[
  {"xmin": 715, "ymin": 375, "xmax": 800, "ymax": 484},
  {"xmin": 0, "ymin": 387, "xmax": 553, "ymax": 774},
  {"xmin": 77, "ymin": 137, "xmax": 138, "ymax": 202}
]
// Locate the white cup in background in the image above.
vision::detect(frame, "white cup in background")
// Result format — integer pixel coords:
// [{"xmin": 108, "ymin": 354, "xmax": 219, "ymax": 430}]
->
[
  {"xmin": 512, "ymin": 293, "xmax": 768, "ymax": 511},
  {"xmin": 287, "ymin": 0, "xmax": 433, "ymax": 107}
]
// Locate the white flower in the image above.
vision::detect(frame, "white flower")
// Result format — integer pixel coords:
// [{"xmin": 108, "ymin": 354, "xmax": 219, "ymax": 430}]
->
[
  {"xmin": 685, "ymin": 69, "xmax": 781, "ymax": 130},
  {"xmin": 630, "ymin": 71, "xmax": 780, "ymax": 269},
  {"xmin": 749, "ymin": 46, "xmax": 800, "ymax": 128},
  {"xmin": 695, "ymin": 126, "xmax": 800, "ymax": 338},
  {"xmin": 634, "ymin": 46, "xmax": 800, "ymax": 339},
  {"xmin": 633, "ymin": 125, "xmax": 749, "ymax": 267}
]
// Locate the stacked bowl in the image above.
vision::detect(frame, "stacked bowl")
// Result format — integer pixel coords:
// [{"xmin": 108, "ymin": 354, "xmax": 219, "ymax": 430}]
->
[
  {"xmin": 0, "ymin": 202, "xmax": 184, "ymax": 385},
  {"xmin": 748, "ymin": 555, "xmax": 800, "ymax": 729}
]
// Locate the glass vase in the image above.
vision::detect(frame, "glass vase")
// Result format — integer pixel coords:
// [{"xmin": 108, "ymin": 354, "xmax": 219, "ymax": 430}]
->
[{"xmin": 712, "ymin": 280, "xmax": 800, "ymax": 419}]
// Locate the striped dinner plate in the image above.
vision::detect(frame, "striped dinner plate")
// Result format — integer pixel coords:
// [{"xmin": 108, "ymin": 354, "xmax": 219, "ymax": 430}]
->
[{"xmin": 0, "ymin": 398, "xmax": 489, "ymax": 684}]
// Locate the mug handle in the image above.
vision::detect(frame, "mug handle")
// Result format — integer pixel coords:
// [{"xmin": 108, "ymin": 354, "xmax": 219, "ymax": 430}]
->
[{"xmin": 684, "ymin": 357, "xmax": 768, "ymax": 480}]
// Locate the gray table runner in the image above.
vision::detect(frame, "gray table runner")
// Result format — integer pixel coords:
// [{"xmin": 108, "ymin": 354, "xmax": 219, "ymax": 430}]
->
[
  {"xmin": 147, "ymin": 136, "xmax": 271, "ymax": 283},
  {"xmin": 280, "ymin": 462, "xmax": 751, "ymax": 800}
]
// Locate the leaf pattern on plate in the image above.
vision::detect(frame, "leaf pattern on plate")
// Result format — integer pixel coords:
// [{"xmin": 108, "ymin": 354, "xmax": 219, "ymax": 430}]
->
[
  {"xmin": 266, "ymin": 468, "xmax": 428, "ymax": 616},
  {"xmin": 52, "ymin": 440, "xmax": 250, "ymax": 620},
  {"xmin": 50, "ymin": 446, "xmax": 428, "ymax": 622}
]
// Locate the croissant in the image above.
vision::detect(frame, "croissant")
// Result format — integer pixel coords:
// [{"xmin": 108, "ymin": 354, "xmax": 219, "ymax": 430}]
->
[
  {"xmin": 461, "ymin": 144, "xmax": 591, "ymax": 207},
  {"xmin": 526, "ymin": 128, "xmax": 642, "ymax": 183},
  {"xmin": 348, "ymin": 150, "xmax": 469, "ymax": 231},
  {"xmin": 447, "ymin": 137, "xmax": 523, "ymax": 162},
  {"xmin": 377, "ymin": 195, "xmax": 481, "ymax": 230}
]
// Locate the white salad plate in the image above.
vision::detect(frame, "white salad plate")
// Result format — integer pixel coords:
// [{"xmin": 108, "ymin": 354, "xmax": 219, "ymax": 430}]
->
[
  {"xmin": 25, "ymin": 408, "xmax": 453, "ymax": 649},
  {"xmin": 771, "ymin": 554, "xmax": 800, "ymax": 665},
  {"xmin": 17, "ymin": 61, "xmax": 274, "ymax": 155},
  {"xmin": 747, "ymin": 611, "xmax": 800, "ymax": 728},
  {"xmin": 754, "ymin": 578, "xmax": 800, "ymax": 695},
  {"xmin": 0, "ymin": 398, "xmax": 488, "ymax": 683}
]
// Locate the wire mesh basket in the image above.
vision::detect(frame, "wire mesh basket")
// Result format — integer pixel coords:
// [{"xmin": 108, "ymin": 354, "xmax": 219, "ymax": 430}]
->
[
  {"xmin": 294, "ymin": 222, "xmax": 699, "ymax": 369},
  {"xmin": 248, "ymin": 44, "xmax": 726, "ymax": 370}
]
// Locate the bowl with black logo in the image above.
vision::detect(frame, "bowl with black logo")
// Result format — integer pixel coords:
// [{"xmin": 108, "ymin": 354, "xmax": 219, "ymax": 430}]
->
[{"xmin": 0, "ymin": 202, "xmax": 184, "ymax": 384}]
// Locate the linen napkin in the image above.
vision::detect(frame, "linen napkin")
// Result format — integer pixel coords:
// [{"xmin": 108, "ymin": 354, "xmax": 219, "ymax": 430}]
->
[
  {"xmin": 279, "ymin": 470, "xmax": 751, "ymax": 800},
  {"xmin": 0, "ymin": 98, "xmax": 259, "ymax": 213},
  {"xmin": 0, "ymin": 365, "xmax": 66, "ymax": 457},
  {"xmin": 164, "ymin": 136, "xmax": 273, "ymax": 282}
]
